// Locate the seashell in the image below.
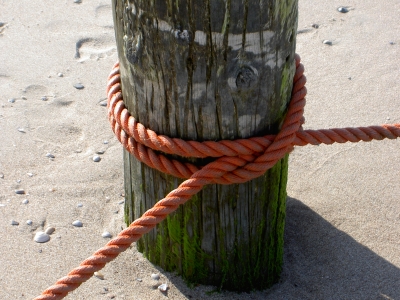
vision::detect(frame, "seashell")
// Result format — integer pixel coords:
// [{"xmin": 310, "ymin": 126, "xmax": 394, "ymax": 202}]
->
[
  {"xmin": 94, "ymin": 271, "xmax": 104, "ymax": 280},
  {"xmin": 46, "ymin": 153, "xmax": 55, "ymax": 158},
  {"xmin": 102, "ymin": 231, "xmax": 112, "ymax": 238},
  {"xmin": 72, "ymin": 220, "xmax": 83, "ymax": 227},
  {"xmin": 15, "ymin": 189, "xmax": 25, "ymax": 195},
  {"xmin": 151, "ymin": 273, "xmax": 160, "ymax": 281},
  {"xmin": 73, "ymin": 83, "xmax": 84, "ymax": 89},
  {"xmin": 34, "ymin": 231, "xmax": 50, "ymax": 243},
  {"xmin": 45, "ymin": 227, "xmax": 55, "ymax": 235},
  {"xmin": 158, "ymin": 283, "xmax": 168, "ymax": 292}
]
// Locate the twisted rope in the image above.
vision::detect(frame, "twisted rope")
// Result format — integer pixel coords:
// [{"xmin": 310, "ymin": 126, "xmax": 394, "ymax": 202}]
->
[{"xmin": 34, "ymin": 54, "xmax": 400, "ymax": 300}]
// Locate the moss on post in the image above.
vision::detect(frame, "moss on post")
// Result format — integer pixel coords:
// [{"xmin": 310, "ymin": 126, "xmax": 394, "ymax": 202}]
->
[{"xmin": 112, "ymin": 0, "xmax": 298, "ymax": 292}]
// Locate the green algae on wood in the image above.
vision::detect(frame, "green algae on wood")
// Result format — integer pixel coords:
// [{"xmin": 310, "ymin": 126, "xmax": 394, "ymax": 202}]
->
[{"xmin": 113, "ymin": 0, "xmax": 298, "ymax": 292}]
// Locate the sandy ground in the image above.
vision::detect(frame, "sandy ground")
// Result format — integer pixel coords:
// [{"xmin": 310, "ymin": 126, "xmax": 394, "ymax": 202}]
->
[{"xmin": 0, "ymin": 0, "xmax": 399, "ymax": 299}]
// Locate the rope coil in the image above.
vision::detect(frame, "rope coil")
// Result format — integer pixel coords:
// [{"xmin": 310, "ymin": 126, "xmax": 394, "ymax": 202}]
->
[{"xmin": 34, "ymin": 54, "xmax": 400, "ymax": 300}]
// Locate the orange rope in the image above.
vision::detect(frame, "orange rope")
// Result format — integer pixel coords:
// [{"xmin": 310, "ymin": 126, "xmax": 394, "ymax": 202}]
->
[{"xmin": 34, "ymin": 54, "xmax": 400, "ymax": 300}]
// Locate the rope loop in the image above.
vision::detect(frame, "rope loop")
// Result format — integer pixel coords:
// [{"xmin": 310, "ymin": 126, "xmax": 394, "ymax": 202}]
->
[{"xmin": 106, "ymin": 54, "xmax": 307, "ymax": 183}]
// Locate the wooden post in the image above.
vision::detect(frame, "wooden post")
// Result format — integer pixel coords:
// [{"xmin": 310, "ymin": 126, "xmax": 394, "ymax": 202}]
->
[{"xmin": 112, "ymin": 0, "xmax": 298, "ymax": 291}]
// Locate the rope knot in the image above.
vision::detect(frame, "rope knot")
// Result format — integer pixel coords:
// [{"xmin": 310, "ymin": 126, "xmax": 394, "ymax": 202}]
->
[{"xmin": 106, "ymin": 54, "xmax": 307, "ymax": 185}]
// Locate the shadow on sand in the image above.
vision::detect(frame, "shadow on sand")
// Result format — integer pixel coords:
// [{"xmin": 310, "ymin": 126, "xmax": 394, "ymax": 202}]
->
[{"xmin": 164, "ymin": 197, "xmax": 400, "ymax": 299}]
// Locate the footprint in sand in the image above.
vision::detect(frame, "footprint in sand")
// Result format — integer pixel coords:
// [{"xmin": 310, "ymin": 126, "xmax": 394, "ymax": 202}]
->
[
  {"xmin": 0, "ymin": 22, "xmax": 7, "ymax": 35},
  {"xmin": 23, "ymin": 84, "xmax": 51, "ymax": 100},
  {"xmin": 75, "ymin": 37, "xmax": 116, "ymax": 62}
]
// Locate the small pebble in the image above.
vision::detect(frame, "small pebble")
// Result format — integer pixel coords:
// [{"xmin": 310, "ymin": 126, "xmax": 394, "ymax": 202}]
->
[
  {"xmin": 45, "ymin": 227, "xmax": 55, "ymax": 235},
  {"xmin": 337, "ymin": 7, "xmax": 349, "ymax": 13},
  {"xmin": 41, "ymin": 96, "xmax": 48, "ymax": 101},
  {"xmin": 311, "ymin": 23, "xmax": 319, "ymax": 29},
  {"xmin": 77, "ymin": 203, "xmax": 83, "ymax": 207},
  {"xmin": 94, "ymin": 271, "xmax": 104, "ymax": 280},
  {"xmin": 57, "ymin": 73, "xmax": 64, "ymax": 77},
  {"xmin": 18, "ymin": 128, "xmax": 26, "ymax": 133},
  {"xmin": 16, "ymin": 179, "xmax": 21, "ymax": 183},
  {"xmin": 151, "ymin": 274, "xmax": 160, "ymax": 281},
  {"xmin": 96, "ymin": 150, "xmax": 105, "ymax": 155},
  {"xmin": 74, "ymin": 83, "xmax": 84, "ymax": 90},
  {"xmin": 26, "ymin": 220, "xmax": 33, "ymax": 225},
  {"xmin": 102, "ymin": 231, "xmax": 112, "ymax": 238},
  {"xmin": 11, "ymin": 220, "xmax": 19, "ymax": 226},
  {"xmin": 15, "ymin": 189, "xmax": 25, "ymax": 195},
  {"xmin": 136, "ymin": 278, "xmax": 142, "ymax": 282},
  {"xmin": 8, "ymin": 98, "xmax": 16, "ymax": 103},
  {"xmin": 22, "ymin": 199, "xmax": 29, "ymax": 204},
  {"xmin": 46, "ymin": 153, "xmax": 55, "ymax": 159},
  {"xmin": 103, "ymin": 140, "xmax": 109, "ymax": 144},
  {"xmin": 323, "ymin": 40, "xmax": 333, "ymax": 45},
  {"xmin": 389, "ymin": 41, "xmax": 395, "ymax": 45},
  {"xmin": 34, "ymin": 231, "xmax": 50, "ymax": 243},
  {"xmin": 27, "ymin": 172, "xmax": 34, "ymax": 177},
  {"xmin": 93, "ymin": 155, "xmax": 101, "ymax": 162},
  {"xmin": 99, "ymin": 100, "xmax": 107, "ymax": 107},
  {"xmin": 118, "ymin": 200, "xmax": 124, "ymax": 205},
  {"xmin": 0, "ymin": 172, "xmax": 4, "ymax": 178},
  {"xmin": 158, "ymin": 283, "xmax": 168, "ymax": 292},
  {"xmin": 72, "ymin": 220, "xmax": 83, "ymax": 227},
  {"xmin": 21, "ymin": 96, "xmax": 27, "ymax": 100}
]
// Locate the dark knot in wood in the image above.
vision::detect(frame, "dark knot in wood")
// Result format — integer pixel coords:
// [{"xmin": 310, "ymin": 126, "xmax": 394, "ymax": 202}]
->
[
  {"xmin": 235, "ymin": 66, "xmax": 257, "ymax": 89},
  {"xmin": 174, "ymin": 29, "xmax": 190, "ymax": 44}
]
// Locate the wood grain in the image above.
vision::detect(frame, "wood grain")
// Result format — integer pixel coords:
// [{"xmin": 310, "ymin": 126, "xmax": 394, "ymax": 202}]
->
[{"xmin": 112, "ymin": 0, "xmax": 298, "ymax": 291}]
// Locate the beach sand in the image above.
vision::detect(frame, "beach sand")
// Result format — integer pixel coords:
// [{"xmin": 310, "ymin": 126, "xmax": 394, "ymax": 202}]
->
[{"xmin": 0, "ymin": 0, "xmax": 399, "ymax": 299}]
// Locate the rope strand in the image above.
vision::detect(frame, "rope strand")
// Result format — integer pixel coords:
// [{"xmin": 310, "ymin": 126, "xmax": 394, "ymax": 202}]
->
[{"xmin": 34, "ymin": 54, "xmax": 400, "ymax": 300}]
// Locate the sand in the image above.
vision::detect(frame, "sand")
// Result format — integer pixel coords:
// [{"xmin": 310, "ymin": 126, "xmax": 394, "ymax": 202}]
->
[{"xmin": 0, "ymin": 0, "xmax": 399, "ymax": 299}]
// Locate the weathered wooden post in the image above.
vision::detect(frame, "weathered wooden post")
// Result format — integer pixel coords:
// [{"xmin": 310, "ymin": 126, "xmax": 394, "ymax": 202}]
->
[{"xmin": 112, "ymin": 0, "xmax": 297, "ymax": 291}]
